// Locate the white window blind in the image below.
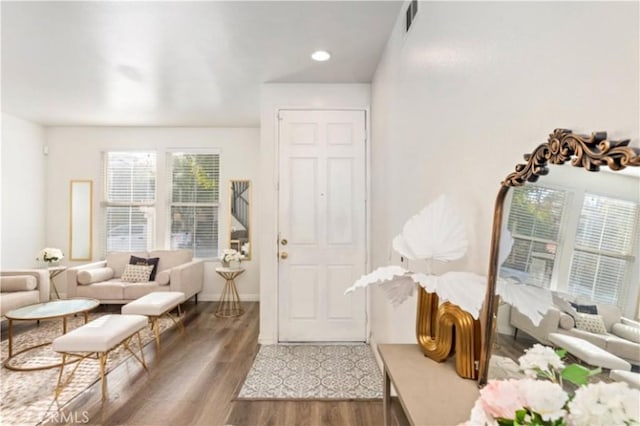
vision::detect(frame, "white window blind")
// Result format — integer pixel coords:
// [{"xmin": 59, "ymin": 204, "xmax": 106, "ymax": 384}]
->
[
  {"xmin": 501, "ymin": 185, "xmax": 568, "ymax": 287},
  {"xmin": 104, "ymin": 152, "xmax": 156, "ymax": 252},
  {"xmin": 169, "ymin": 152, "xmax": 220, "ymax": 258},
  {"xmin": 568, "ymin": 194, "xmax": 639, "ymax": 306}
]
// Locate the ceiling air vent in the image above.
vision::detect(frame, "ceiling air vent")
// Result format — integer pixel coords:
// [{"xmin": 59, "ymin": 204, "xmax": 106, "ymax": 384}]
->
[{"xmin": 406, "ymin": 0, "xmax": 418, "ymax": 32}]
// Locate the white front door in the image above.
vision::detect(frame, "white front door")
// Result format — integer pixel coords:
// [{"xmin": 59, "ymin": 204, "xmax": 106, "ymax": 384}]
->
[{"xmin": 278, "ymin": 110, "xmax": 367, "ymax": 341}]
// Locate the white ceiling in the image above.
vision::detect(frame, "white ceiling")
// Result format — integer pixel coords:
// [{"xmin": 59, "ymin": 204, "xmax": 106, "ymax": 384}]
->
[{"xmin": 1, "ymin": 1, "xmax": 401, "ymax": 127}]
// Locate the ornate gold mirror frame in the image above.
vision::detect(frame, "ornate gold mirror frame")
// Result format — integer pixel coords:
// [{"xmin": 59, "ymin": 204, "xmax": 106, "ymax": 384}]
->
[{"xmin": 477, "ymin": 128, "xmax": 640, "ymax": 386}]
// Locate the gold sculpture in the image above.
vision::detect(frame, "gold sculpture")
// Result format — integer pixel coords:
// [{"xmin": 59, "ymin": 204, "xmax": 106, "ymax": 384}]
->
[{"xmin": 416, "ymin": 288, "xmax": 481, "ymax": 379}]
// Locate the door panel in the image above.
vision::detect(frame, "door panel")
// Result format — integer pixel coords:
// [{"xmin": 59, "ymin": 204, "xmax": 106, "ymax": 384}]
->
[{"xmin": 278, "ymin": 109, "xmax": 367, "ymax": 341}]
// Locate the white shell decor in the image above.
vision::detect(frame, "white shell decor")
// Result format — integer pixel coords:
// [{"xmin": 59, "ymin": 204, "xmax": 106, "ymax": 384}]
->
[
  {"xmin": 496, "ymin": 279, "xmax": 553, "ymax": 326},
  {"xmin": 412, "ymin": 271, "xmax": 487, "ymax": 319},
  {"xmin": 392, "ymin": 194, "xmax": 468, "ymax": 262},
  {"xmin": 345, "ymin": 266, "xmax": 416, "ymax": 307}
]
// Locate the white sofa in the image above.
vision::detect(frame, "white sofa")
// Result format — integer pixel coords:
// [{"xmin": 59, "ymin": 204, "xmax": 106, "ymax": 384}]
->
[
  {"xmin": 66, "ymin": 250, "xmax": 203, "ymax": 304},
  {"xmin": 1, "ymin": 269, "xmax": 51, "ymax": 317},
  {"xmin": 511, "ymin": 295, "xmax": 640, "ymax": 366}
]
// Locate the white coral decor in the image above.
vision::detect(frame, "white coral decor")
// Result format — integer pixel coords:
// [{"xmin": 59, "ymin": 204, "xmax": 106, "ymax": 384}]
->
[
  {"xmin": 37, "ymin": 247, "xmax": 64, "ymax": 263},
  {"xmin": 568, "ymin": 381, "xmax": 640, "ymax": 426}
]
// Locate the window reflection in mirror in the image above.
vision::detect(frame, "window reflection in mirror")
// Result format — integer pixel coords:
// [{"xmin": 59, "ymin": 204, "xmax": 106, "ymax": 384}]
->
[{"xmin": 229, "ymin": 180, "xmax": 251, "ymax": 260}]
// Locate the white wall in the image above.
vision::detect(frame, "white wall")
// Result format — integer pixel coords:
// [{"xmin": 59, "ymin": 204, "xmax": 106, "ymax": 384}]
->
[
  {"xmin": 370, "ymin": 2, "xmax": 639, "ymax": 345},
  {"xmin": 1, "ymin": 113, "xmax": 46, "ymax": 268},
  {"xmin": 259, "ymin": 83, "xmax": 371, "ymax": 344},
  {"xmin": 44, "ymin": 126, "xmax": 260, "ymax": 299}
]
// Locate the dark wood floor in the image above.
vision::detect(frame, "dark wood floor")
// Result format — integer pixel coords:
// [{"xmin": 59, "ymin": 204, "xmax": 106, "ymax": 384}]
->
[{"xmin": 25, "ymin": 302, "xmax": 405, "ymax": 426}]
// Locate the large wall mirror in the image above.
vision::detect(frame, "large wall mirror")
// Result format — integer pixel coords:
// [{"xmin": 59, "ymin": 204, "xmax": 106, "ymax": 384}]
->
[
  {"xmin": 229, "ymin": 180, "xmax": 251, "ymax": 260},
  {"xmin": 69, "ymin": 180, "xmax": 93, "ymax": 260},
  {"xmin": 478, "ymin": 129, "xmax": 640, "ymax": 386}
]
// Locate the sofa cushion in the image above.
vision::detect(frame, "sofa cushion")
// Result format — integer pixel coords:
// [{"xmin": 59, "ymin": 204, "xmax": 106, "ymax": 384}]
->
[
  {"xmin": 156, "ymin": 270, "xmax": 170, "ymax": 286},
  {"xmin": 76, "ymin": 281, "xmax": 125, "ymax": 300},
  {"xmin": 77, "ymin": 267, "xmax": 114, "ymax": 285},
  {"xmin": 575, "ymin": 313, "xmax": 608, "ymax": 335},
  {"xmin": 106, "ymin": 251, "xmax": 149, "ymax": 278},
  {"xmin": 565, "ymin": 328, "xmax": 608, "ymax": 349},
  {"xmin": 596, "ymin": 304, "xmax": 622, "ymax": 331},
  {"xmin": 122, "ymin": 283, "xmax": 169, "ymax": 300},
  {"xmin": 148, "ymin": 250, "xmax": 192, "ymax": 274},
  {"xmin": 121, "ymin": 264, "xmax": 153, "ymax": 283},
  {"xmin": 0, "ymin": 275, "xmax": 37, "ymax": 292},
  {"xmin": 129, "ymin": 256, "xmax": 160, "ymax": 281},
  {"xmin": 606, "ymin": 336, "xmax": 640, "ymax": 363},
  {"xmin": 612, "ymin": 323, "xmax": 640, "ymax": 344}
]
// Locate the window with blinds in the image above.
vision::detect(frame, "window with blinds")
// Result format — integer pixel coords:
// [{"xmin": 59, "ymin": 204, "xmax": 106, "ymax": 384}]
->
[
  {"xmin": 568, "ymin": 194, "xmax": 639, "ymax": 306},
  {"xmin": 169, "ymin": 152, "xmax": 220, "ymax": 258},
  {"xmin": 501, "ymin": 185, "xmax": 568, "ymax": 287},
  {"xmin": 104, "ymin": 151, "xmax": 156, "ymax": 252}
]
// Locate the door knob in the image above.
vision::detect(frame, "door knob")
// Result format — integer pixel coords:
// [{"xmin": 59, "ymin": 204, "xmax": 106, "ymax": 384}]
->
[{"xmin": 280, "ymin": 252, "xmax": 288, "ymax": 259}]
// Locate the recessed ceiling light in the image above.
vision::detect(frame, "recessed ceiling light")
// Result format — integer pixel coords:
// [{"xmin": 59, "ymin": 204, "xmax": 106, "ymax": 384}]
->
[{"xmin": 311, "ymin": 50, "xmax": 331, "ymax": 62}]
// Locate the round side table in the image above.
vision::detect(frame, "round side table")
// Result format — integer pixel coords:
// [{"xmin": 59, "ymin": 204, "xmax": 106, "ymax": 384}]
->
[{"xmin": 215, "ymin": 266, "xmax": 245, "ymax": 318}]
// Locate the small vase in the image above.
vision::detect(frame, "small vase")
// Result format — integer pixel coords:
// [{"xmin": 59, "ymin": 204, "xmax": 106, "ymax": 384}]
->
[
  {"xmin": 221, "ymin": 260, "xmax": 230, "ymax": 268},
  {"xmin": 229, "ymin": 260, "xmax": 241, "ymax": 269}
]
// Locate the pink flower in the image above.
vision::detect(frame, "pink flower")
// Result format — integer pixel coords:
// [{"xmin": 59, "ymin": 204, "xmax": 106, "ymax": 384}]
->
[{"xmin": 479, "ymin": 379, "xmax": 525, "ymax": 419}]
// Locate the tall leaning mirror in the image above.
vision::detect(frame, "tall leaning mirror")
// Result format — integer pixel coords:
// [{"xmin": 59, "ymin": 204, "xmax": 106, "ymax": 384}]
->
[
  {"xmin": 478, "ymin": 129, "xmax": 640, "ymax": 386},
  {"xmin": 229, "ymin": 180, "xmax": 251, "ymax": 260},
  {"xmin": 69, "ymin": 180, "xmax": 93, "ymax": 260}
]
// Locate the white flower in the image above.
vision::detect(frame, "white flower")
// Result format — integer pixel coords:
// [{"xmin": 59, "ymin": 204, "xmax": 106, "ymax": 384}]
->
[
  {"xmin": 568, "ymin": 381, "xmax": 640, "ymax": 426},
  {"xmin": 517, "ymin": 379, "xmax": 568, "ymax": 422},
  {"xmin": 37, "ymin": 247, "xmax": 64, "ymax": 263},
  {"xmin": 518, "ymin": 343, "xmax": 564, "ymax": 378},
  {"xmin": 467, "ymin": 398, "xmax": 499, "ymax": 426},
  {"xmin": 220, "ymin": 248, "xmax": 241, "ymax": 263}
]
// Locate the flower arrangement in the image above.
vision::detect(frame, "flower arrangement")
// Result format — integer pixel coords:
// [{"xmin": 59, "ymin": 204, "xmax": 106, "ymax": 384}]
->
[
  {"xmin": 36, "ymin": 247, "xmax": 64, "ymax": 264},
  {"xmin": 465, "ymin": 344, "xmax": 639, "ymax": 426},
  {"xmin": 220, "ymin": 248, "xmax": 242, "ymax": 266}
]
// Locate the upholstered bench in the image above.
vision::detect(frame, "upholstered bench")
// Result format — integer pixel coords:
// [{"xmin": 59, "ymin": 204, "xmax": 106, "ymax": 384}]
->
[
  {"xmin": 52, "ymin": 314, "xmax": 148, "ymax": 401},
  {"xmin": 122, "ymin": 291, "xmax": 185, "ymax": 351},
  {"xmin": 610, "ymin": 369, "xmax": 640, "ymax": 389},
  {"xmin": 549, "ymin": 333, "xmax": 631, "ymax": 371}
]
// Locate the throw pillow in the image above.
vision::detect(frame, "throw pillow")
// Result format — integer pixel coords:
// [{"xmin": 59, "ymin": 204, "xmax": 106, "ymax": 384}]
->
[
  {"xmin": 121, "ymin": 264, "xmax": 154, "ymax": 283},
  {"xmin": 129, "ymin": 256, "xmax": 160, "ymax": 281},
  {"xmin": 575, "ymin": 313, "xmax": 608, "ymax": 335},
  {"xmin": 77, "ymin": 267, "xmax": 114, "ymax": 285},
  {"xmin": 570, "ymin": 302, "xmax": 598, "ymax": 315}
]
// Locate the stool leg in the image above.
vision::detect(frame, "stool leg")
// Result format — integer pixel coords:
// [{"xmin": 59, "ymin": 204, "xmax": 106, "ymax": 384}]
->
[
  {"xmin": 99, "ymin": 353, "xmax": 107, "ymax": 401},
  {"xmin": 136, "ymin": 331, "xmax": 148, "ymax": 370},
  {"xmin": 55, "ymin": 354, "xmax": 67, "ymax": 399},
  {"xmin": 152, "ymin": 318, "xmax": 161, "ymax": 351}
]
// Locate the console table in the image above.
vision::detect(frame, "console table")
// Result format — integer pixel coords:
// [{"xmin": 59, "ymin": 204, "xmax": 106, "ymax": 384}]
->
[{"xmin": 378, "ymin": 344, "xmax": 479, "ymax": 426}]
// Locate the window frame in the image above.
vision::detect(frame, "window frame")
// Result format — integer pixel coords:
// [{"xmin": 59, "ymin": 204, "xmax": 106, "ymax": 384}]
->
[
  {"xmin": 102, "ymin": 150, "xmax": 158, "ymax": 254},
  {"xmin": 166, "ymin": 149, "xmax": 221, "ymax": 259}
]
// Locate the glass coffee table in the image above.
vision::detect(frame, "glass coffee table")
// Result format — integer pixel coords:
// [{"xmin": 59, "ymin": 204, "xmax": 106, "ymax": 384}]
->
[{"xmin": 3, "ymin": 298, "xmax": 100, "ymax": 371}]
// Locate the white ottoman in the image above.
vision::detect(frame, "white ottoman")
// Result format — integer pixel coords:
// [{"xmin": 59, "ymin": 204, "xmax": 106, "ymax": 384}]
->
[
  {"xmin": 52, "ymin": 314, "xmax": 148, "ymax": 401},
  {"xmin": 122, "ymin": 291, "xmax": 185, "ymax": 351},
  {"xmin": 549, "ymin": 333, "xmax": 631, "ymax": 371},
  {"xmin": 610, "ymin": 369, "xmax": 640, "ymax": 389}
]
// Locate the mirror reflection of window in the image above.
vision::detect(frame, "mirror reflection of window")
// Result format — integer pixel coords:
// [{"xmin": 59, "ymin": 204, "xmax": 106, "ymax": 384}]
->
[{"xmin": 229, "ymin": 180, "xmax": 251, "ymax": 260}]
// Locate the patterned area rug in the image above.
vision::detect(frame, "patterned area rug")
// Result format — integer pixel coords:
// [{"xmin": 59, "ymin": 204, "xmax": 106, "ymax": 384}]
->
[
  {"xmin": 237, "ymin": 344, "xmax": 383, "ymax": 400},
  {"xmin": 1, "ymin": 312, "xmax": 172, "ymax": 426}
]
